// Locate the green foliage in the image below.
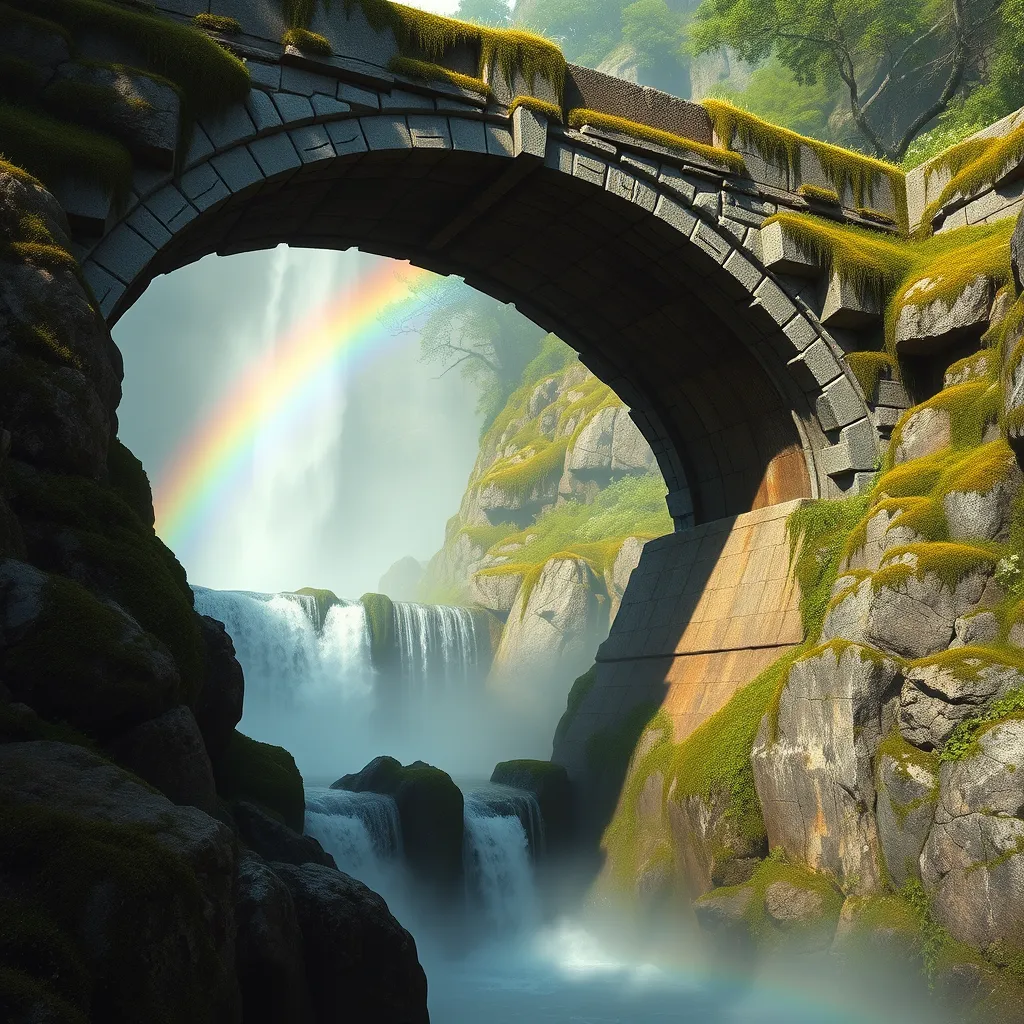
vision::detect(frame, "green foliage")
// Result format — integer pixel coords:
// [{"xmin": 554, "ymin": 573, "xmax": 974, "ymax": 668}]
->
[
  {"xmin": 942, "ymin": 685, "xmax": 1024, "ymax": 763},
  {"xmin": 620, "ymin": 0, "xmax": 685, "ymax": 75},
  {"xmin": 107, "ymin": 438, "xmax": 155, "ymax": 529},
  {"xmin": 216, "ymin": 730, "xmax": 305, "ymax": 831},
  {"xmin": 514, "ymin": 0, "xmax": 624, "ymax": 67},
  {"xmin": 0, "ymin": 103, "xmax": 133, "ymax": 205},
  {"xmin": 455, "ymin": 0, "xmax": 512, "ymax": 26},
  {"xmin": 568, "ymin": 107, "xmax": 745, "ymax": 173},
  {"xmin": 873, "ymin": 540, "xmax": 1001, "ymax": 593},
  {"xmin": 193, "ymin": 12, "xmax": 241, "ymax": 34},
  {"xmin": 553, "ymin": 662, "xmax": 596, "ymax": 746},
  {"xmin": 391, "ymin": 56, "xmax": 492, "ymax": 96},
  {"xmin": 706, "ymin": 99, "xmax": 907, "ymax": 228},
  {"xmin": 282, "ymin": 26, "xmax": 332, "ymax": 53},
  {"xmin": 788, "ymin": 492, "xmax": 872, "ymax": 641},
  {"xmin": 360, "ymin": 591, "xmax": 397, "ymax": 667}
]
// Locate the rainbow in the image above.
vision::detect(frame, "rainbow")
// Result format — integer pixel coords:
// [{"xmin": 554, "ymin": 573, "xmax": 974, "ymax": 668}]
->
[{"xmin": 154, "ymin": 260, "xmax": 433, "ymax": 552}]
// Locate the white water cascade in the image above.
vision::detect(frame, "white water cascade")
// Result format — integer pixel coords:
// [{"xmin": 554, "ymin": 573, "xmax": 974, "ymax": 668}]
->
[
  {"xmin": 463, "ymin": 790, "xmax": 539, "ymax": 933},
  {"xmin": 394, "ymin": 602, "xmax": 480, "ymax": 690}
]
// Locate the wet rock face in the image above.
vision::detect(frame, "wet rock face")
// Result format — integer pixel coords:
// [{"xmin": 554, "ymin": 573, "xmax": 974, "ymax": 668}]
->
[
  {"xmin": 272, "ymin": 862, "xmax": 430, "ymax": 1024},
  {"xmin": 922, "ymin": 720, "xmax": 1024, "ymax": 949}
]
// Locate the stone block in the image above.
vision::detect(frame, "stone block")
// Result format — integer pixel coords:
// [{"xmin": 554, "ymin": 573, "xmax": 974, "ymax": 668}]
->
[
  {"xmin": 272, "ymin": 91, "xmax": 315, "ymax": 126},
  {"xmin": 513, "ymin": 105, "xmax": 547, "ymax": 160},
  {"xmin": 819, "ymin": 418, "xmax": 878, "ymax": 475},
  {"xmin": 753, "ymin": 277, "xmax": 797, "ymax": 327},
  {"xmin": 621, "ymin": 151, "xmax": 660, "ymax": 178},
  {"xmin": 721, "ymin": 191, "xmax": 775, "ymax": 228},
  {"xmin": 212, "ymin": 147, "xmax": 265, "ymax": 193},
  {"xmin": 250, "ymin": 133, "xmax": 302, "ymax": 178},
  {"xmin": 760, "ymin": 219, "xmax": 819, "ymax": 277},
  {"xmin": 91, "ymin": 222, "xmax": 155, "ymax": 282},
  {"xmin": 381, "ymin": 88, "xmax": 434, "ymax": 110},
  {"xmin": 127, "ymin": 204, "xmax": 172, "ymax": 249},
  {"xmin": 281, "ymin": 65, "xmax": 336, "ymax": 98},
  {"xmin": 408, "ymin": 115, "xmax": 451, "ymax": 149},
  {"xmin": 449, "ymin": 117, "xmax": 488, "ymax": 154},
  {"xmin": 361, "ymin": 116, "xmax": 412, "ymax": 150},
  {"xmin": 179, "ymin": 163, "xmax": 230, "ymax": 211},
  {"xmin": 485, "ymin": 125, "xmax": 514, "ymax": 158},
  {"xmin": 544, "ymin": 141, "xmax": 574, "ymax": 174},
  {"xmin": 326, "ymin": 120, "xmax": 368, "ymax": 156},
  {"xmin": 246, "ymin": 90, "xmax": 283, "ymax": 135},
  {"xmin": 311, "ymin": 94, "xmax": 351, "ymax": 118},
  {"xmin": 820, "ymin": 272, "xmax": 881, "ymax": 329},
  {"xmin": 246, "ymin": 60, "xmax": 281, "ymax": 92},
  {"xmin": 782, "ymin": 314, "xmax": 817, "ymax": 354},
  {"xmin": 687, "ymin": 220, "xmax": 732, "ymax": 271},
  {"xmin": 876, "ymin": 378, "xmax": 910, "ymax": 408},
  {"xmin": 658, "ymin": 166, "xmax": 696, "ymax": 203},
  {"xmin": 338, "ymin": 82, "xmax": 380, "ymax": 111},
  {"xmin": 653, "ymin": 194, "xmax": 696, "ymax": 237},
  {"xmin": 147, "ymin": 184, "xmax": 197, "ymax": 233},
  {"xmin": 53, "ymin": 178, "xmax": 113, "ymax": 236},
  {"xmin": 184, "ymin": 125, "xmax": 214, "ymax": 168},
  {"xmin": 82, "ymin": 261, "xmax": 125, "ymax": 317},
  {"xmin": 290, "ymin": 125, "xmax": 335, "ymax": 163},
  {"xmin": 894, "ymin": 273, "xmax": 995, "ymax": 354},
  {"xmin": 202, "ymin": 103, "xmax": 256, "ymax": 150},
  {"xmin": 787, "ymin": 339, "xmax": 842, "ymax": 390},
  {"xmin": 818, "ymin": 375, "xmax": 865, "ymax": 431}
]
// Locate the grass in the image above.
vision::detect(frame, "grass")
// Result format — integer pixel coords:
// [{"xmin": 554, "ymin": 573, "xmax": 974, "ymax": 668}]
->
[
  {"xmin": 282, "ymin": 26, "xmax": 332, "ymax": 54},
  {"xmin": 703, "ymin": 98, "xmax": 907, "ymax": 230},
  {"xmin": 390, "ymin": 56, "xmax": 491, "ymax": 97},
  {"xmin": 567, "ymin": 108, "xmax": 744, "ymax": 174},
  {"xmin": 920, "ymin": 122, "xmax": 1024, "ymax": 228}
]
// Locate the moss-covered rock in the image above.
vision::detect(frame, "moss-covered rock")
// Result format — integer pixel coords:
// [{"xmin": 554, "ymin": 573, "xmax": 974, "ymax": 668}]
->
[
  {"xmin": 214, "ymin": 730, "xmax": 305, "ymax": 833},
  {"xmin": 490, "ymin": 759, "xmax": 572, "ymax": 853},
  {"xmin": 0, "ymin": 559, "xmax": 180, "ymax": 740},
  {"xmin": 360, "ymin": 592, "xmax": 397, "ymax": 670},
  {"xmin": 333, "ymin": 755, "xmax": 464, "ymax": 894},
  {"xmin": 106, "ymin": 437, "xmax": 154, "ymax": 528},
  {"xmin": 193, "ymin": 614, "xmax": 244, "ymax": 766}
]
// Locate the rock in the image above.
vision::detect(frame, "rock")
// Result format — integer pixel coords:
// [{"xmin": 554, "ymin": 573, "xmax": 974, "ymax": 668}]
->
[
  {"xmin": 764, "ymin": 879, "xmax": 824, "ymax": 925},
  {"xmin": 490, "ymin": 759, "xmax": 572, "ymax": 853},
  {"xmin": 333, "ymin": 756, "xmax": 464, "ymax": 894},
  {"xmin": 605, "ymin": 536, "xmax": 645, "ymax": 618},
  {"xmin": 943, "ymin": 461, "xmax": 1022, "ymax": 543},
  {"xmin": 528, "ymin": 376, "xmax": 558, "ymax": 416},
  {"xmin": 194, "ymin": 615, "xmax": 245, "ymax": 764},
  {"xmin": 470, "ymin": 567, "xmax": 523, "ymax": 615},
  {"xmin": 0, "ymin": 741, "xmax": 240, "ymax": 1022},
  {"xmin": 215, "ymin": 731, "xmax": 306, "ymax": 834},
  {"xmin": 377, "ymin": 555, "xmax": 424, "ymax": 602},
  {"xmin": 1012, "ymin": 209, "xmax": 1024, "ymax": 293},
  {"xmin": 839, "ymin": 506, "xmax": 922, "ymax": 574},
  {"xmin": 694, "ymin": 885, "xmax": 755, "ymax": 942},
  {"xmin": 921, "ymin": 719, "xmax": 1024, "ymax": 948},
  {"xmin": 831, "ymin": 894, "xmax": 924, "ymax": 969},
  {"xmin": 894, "ymin": 274, "xmax": 995, "ymax": 354},
  {"xmin": 234, "ymin": 850, "xmax": 311, "ymax": 1024},
  {"xmin": 107, "ymin": 704, "xmax": 218, "ymax": 814},
  {"xmin": 0, "ymin": 559, "xmax": 180, "ymax": 739},
  {"xmin": 892, "ymin": 406, "xmax": 951, "ymax": 464},
  {"xmin": 232, "ymin": 800, "xmax": 335, "ymax": 869},
  {"xmin": 46, "ymin": 61, "xmax": 181, "ymax": 167},
  {"xmin": 898, "ymin": 652, "xmax": 1022, "ymax": 750},
  {"xmin": 875, "ymin": 746, "xmax": 938, "ymax": 888},
  {"xmin": 0, "ymin": 14, "xmax": 70, "ymax": 71},
  {"xmin": 271, "ymin": 862, "xmax": 429, "ymax": 1024},
  {"xmin": 491, "ymin": 556, "xmax": 607, "ymax": 689},
  {"xmin": 752, "ymin": 643, "xmax": 902, "ymax": 891},
  {"xmin": 951, "ymin": 610, "xmax": 1000, "ymax": 648},
  {"xmin": 565, "ymin": 406, "xmax": 618, "ymax": 475}
]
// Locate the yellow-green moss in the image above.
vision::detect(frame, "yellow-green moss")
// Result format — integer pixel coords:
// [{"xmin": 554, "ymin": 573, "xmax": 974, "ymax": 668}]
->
[
  {"xmin": 215, "ymin": 730, "xmax": 305, "ymax": 830},
  {"xmin": 478, "ymin": 437, "xmax": 568, "ymax": 503},
  {"xmin": 360, "ymin": 591, "xmax": 396, "ymax": 668},
  {"xmin": 193, "ymin": 12, "xmax": 241, "ymax": 34},
  {"xmin": 568, "ymin": 107, "xmax": 744, "ymax": 174},
  {"xmin": 873, "ymin": 540, "xmax": 1001, "ymax": 593},
  {"xmin": 797, "ymin": 183, "xmax": 840, "ymax": 205},
  {"xmin": 282, "ymin": 26, "xmax": 332, "ymax": 54},
  {"xmin": 704, "ymin": 98, "xmax": 907, "ymax": 230},
  {"xmin": 390, "ymin": 56, "xmax": 491, "ymax": 97},
  {"xmin": 508, "ymin": 94, "xmax": 562, "ymax": 122},
  {"xmin": 845, "ymin": 351, "xmax": 897, "ymax": 398}
]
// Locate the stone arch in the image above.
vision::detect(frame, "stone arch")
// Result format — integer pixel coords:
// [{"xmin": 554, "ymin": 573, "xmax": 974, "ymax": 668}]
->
[{"xmin": 82, "ymin": 92, "xmax": 879, "ymax": 528}]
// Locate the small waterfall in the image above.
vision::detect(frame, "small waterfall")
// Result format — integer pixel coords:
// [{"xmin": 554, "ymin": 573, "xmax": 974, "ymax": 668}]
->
[
  {"xmin": 394, "ymin": 602, "xmax": 480, "ymax": 689},
  {"xmin": 470, "ymin": 784, "xmax": 545, "ymax": 860},
  {"xmin": 304, "ymin": 787, "xmax": 402, "ymax": 894},
  {"xmin": 193, "ymin": 586, "xmax": 373, "ymax": 705},
  {"xmin": 464, "ymin": 791, "xmax": 538, "ymax": 932}
]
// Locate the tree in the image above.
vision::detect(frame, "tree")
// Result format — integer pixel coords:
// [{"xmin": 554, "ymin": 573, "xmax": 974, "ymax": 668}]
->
[
  {"xmin": 690, "ymin": 0, "xmax": 1004, "ymax": 160},
  {"xmin": 621, "ymin": 0, "xmax": 685, "ymax": 71},
  {"xmin": 455, "ymin": 0, "xmax": 512, "ymax": 26},
  {"xmin": 513, "ymin": 0, "xmax": 626, "ymax": 66},
  {"xmin": 384, "ymin": 276, "xmax": 546, "ymax": 429}
]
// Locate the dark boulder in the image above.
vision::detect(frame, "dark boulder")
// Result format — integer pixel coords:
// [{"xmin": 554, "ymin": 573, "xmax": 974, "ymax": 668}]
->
[
  {"xmin": 273, "ymin": 862, "xmax": 428, "ymax": 1024},
  {"xmin": 333, "ymin": 756, "xmax": 464, "ymax": 892},
  {"xmin": 235, "ymin": 850, "xmax": 311, "ymax": 1024},
  {"xmin": 490, "ymin": 759, "xmax": 573, "ymax": 854},
  {"xmin": 215, "ymin": 731, "xmax": 305, "ymax": 833},
  {"xmin": 194, "ymin": 614, "xmax": 245, "ymax": 764},
  {"xmin": 107, "ymin": 704, "xmax": 218, "ymax": 814},
  {"xmin": 233, "ymin": 800, "xmax": 335, "ymax": 869}
]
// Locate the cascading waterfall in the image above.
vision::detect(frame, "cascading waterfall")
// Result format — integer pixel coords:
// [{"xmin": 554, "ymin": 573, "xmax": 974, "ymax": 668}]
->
[
  {"xmin": 463, "ymin": 790, "xmax": 539, "ymax": 932},
  {"xmin": 305, "ymin": 787, "xmax": 402, "ymax": 870},
  {"xmin": 394, "ymin": 602, "xmax": 480, "ymax": 689}
]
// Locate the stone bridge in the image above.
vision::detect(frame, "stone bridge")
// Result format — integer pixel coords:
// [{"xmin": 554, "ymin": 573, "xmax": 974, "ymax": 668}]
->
[{"xmin": 60, "ymin": 0, "xmax": 1024, "ymax": 786}]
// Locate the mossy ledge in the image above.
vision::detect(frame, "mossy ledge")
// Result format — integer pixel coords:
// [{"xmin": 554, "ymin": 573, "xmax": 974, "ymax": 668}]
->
[
  {"xmin": 214, "ymin": 729, "xmax": 305, "ymax": 831},
  {"xmin": 389, "ymin": 56, "xmax": 491, "ymax": 98},
  {"xmin": 282, "ymin": 27, "xmax": 331, "ymax": 55},
  {"xmin": 360, "ymin": 591, "xmax": 397, "ymax": 668}
]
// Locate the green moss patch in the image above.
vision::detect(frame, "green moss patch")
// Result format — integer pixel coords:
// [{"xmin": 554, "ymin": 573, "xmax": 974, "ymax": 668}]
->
[
  {"xmin": 845, "ymin": 351, "xmax": 897, "ymax": 396},
  {"xmin": 390, "ymin": 56, "xmax": 491, "ymax": 97},
  {"xmin": 797, "ymin": 183, "xmax": 840, "ymax": 205},
  {"xmin": 282, "ymin": 26, "xmax": 331, "ymax": 54},
  {"xmin": 193, "ymin": 12, "xmax": 241, "ymax": 34},
  {"xmin": 107, "ymin": 438, "xmax": 155, "ymax": 529},
  {"xmin": 360, "ymin": 591, "xmax": 396, "ymax": 668},
  {"xmin": 216, "ymin": 730, "xmax": 305, "ymax": 831},
  {"xmin": 568, "ymin": 108, "xmax": 744, "ymax": 173},
  {"xmin": 508, "ymin": 95, "xmax": 562, "ymax": 121},
  {"xmin": 704, "ymin": 99, "xmax": 907, "ymax": 229},
  {"xmin": 873, "ymin": 540, "xmax": 1000, "ymax": 593}
]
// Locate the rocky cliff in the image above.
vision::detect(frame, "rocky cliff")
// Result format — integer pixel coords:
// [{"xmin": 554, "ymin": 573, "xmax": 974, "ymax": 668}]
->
[
  {"xmin": 417, "ymin": 335, "xmax": 671, "ymax": 702},
  {"xmin": 588, "ymin": 212, "xmax": 1024, "ymax": 1019}
]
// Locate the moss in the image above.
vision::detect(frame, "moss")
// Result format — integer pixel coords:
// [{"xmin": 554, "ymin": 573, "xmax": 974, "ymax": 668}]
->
[
  {"xmin": 216, "ymin": 730, "xmax": 305, "ymax": 831},
  {"xmin": 873, "ymin": 540, "xmax": 1001, "ymax": 593},
  {"xmin": 0, "ymin": 103, "xmax": 133, "ymax": 206},
  {"xmin": 942, "ymin": 685, "xmax": 1024, "ymax": 762},
  {"xmin": 193, "ymin": 12, "xmax": 241, "ymax": 34},
  {"xmin": 876, "ymin": 728, "xmax": 939, "ymax": 825},
  {"xmin": 0, "ymin": 55, "xmax": 45, "ymax": 101},
  {"xmin": 460, "ymin": 521, "xmax": 517, "ymax": 552},
  {"xmin": 12, "ymin": 0, "xmax": 250, "ymax": 118},
  {"xmin": 920, "ymin": 123, "xmax": 1024, "ymax": 228},
  {"xmin": 788, "ymin": 492, "xmax": 872, "ymax": 641},
  {"xmin": 360, "ymin": 591, "xmax": 397, "ymax": 668},
  {"xmin": 107, "ymin": 438, "xmax": 155, "ymax": 529},
  {"xmin": 856, "ymin": 207, "xmax": 897, "ymax": 226},
  {"xmin": 508, "ymin": 94, "xmax": 562, "ymax": 121},
  {"xmin": 0, "ymin": 155, "xmax": 42, "ymax": 189},
  {"xmin": 282, "ymin": 26, "xmax": 332, "ymax": 54},
  {"xmin": 0, "ymin": 3, "xmax": 73, "ymax": 48},
  {"xmin": 704, "ymin": 98, "xmax": 908, "ymax": 230},
  {"xmin": 390, "ymin": 56, "xmax": 491, "ymax": 97},
  {"xmin": 845, "ymin": 351, "xmax": 897, "ymax": 397},
  {"xmin": 478, "ymin": 436, "xmax": 568, "ymax": 502},
  {"xmin": 8, "ymin": 465, "xmax": 202, "ymax": 696},
  {"xmin": 797, "ymin": 183, "xmax": 840, "ymax": 205},
  {"xmin": 0, "ymin": 801, "xmax": 229, "ymax": 1021},
  {"xmin": 568, "ymin": 108, "xmax": 744, "ymax": 174},
  {"xmin": 553, "ymin": 663, "xmax": 596, "ymax": 747}
]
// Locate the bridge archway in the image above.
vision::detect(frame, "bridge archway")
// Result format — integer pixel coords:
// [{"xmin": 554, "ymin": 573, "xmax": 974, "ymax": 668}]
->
[{"xmin": 84, "ymin": 97, "xmax": 882, "ymax": 530}]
